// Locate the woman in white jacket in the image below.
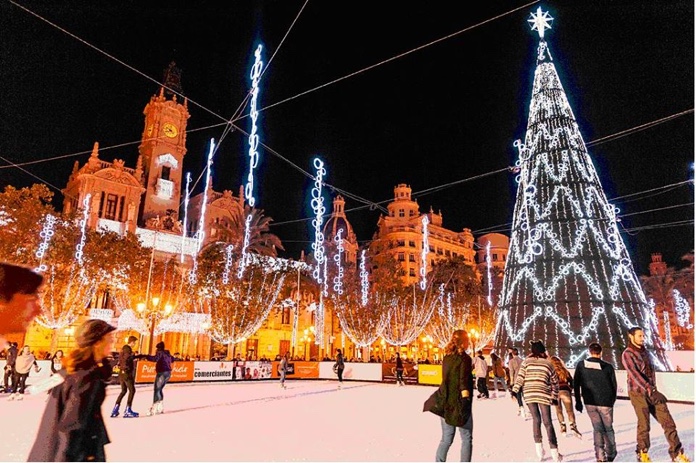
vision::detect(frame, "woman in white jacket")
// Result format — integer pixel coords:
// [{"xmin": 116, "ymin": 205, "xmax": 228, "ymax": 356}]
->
[{"xmin": 10, "ymin": 345, "xmax": 39, "ymax": 400}]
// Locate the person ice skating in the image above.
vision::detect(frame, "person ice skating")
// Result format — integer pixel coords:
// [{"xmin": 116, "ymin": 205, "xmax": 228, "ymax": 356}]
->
[
  {"xmin": 622, "ymin": 327, "xmax": 690, "ymax": 462},
  {"xmin": 550, "ymin": 355, "xmax": 581, "ymax": 439},
  {"xmin": 334, "ymin": 348, "xmax": 345, "ymax": 389},
  {"xmin": 490, "ymin": 352, "xmax": 508, "ymax": 398},
  {"xmin": 473, "ymin": 350, "xmax": 489, "ymax": 399},
  {"xmin": 9, "ymin": 345, "xmax": 40, "ymax": 400},
  {"xmin": 27, "ymin": 319, "xmax": 116, "ymax": 462},
  {"xmin": 574, "ymin": 342, "xmax": 617, "ymax": 462},
  {"xmin": 50, "ymin": 350, "xmax": 65, "ymax": 376},
  {"xmin": 3, "ymin": 341, "xmax": 17, "ymax": 393},
  {"xmin": 111, "ymin": 335, "xmax": 140, "ymax": 418},
  {"xmin": 137, "ymin": 341, "xmax": 175, "ymax": 415},
  {"xmin": 395, "ymin": 352, "xmax": 405, "ymax": 386},
  {"xmin": 279, "ymin": 351, "xmax": 289, "ymax": 389},
  {"xmin": 0, "ymin": 262, "xmax": 43, "ymax": 345},
  {"xmin": 512, "ymin": 340, "xmax": 562, "ymax": 462},
  {"xmin": 431, "ymin": 329, "xmax": 474, "ymax": 462},
  {"xmin": 508, "ymin": 347, "xmax": 526, "ymax": 418}
]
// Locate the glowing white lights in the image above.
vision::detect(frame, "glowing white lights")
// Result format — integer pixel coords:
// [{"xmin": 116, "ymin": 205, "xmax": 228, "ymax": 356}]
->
[
  {"xmin": 486, "ymin": 241, "xmax": 493, "ymax": 306},
  {"xmin": 420, "ymin": 215, "xmax": 429, "ymax": 290},
  {"xmin": 34, "ymin": 214, "xmax": 56, "ymax": 273},
  {"xmin": 494, "ymin": 9, "xmax": 669, "ymax": 370},
  {"xmin": 74, "ymin": 194, "xmax": 91, "ymax": 266},
  {"xmin": 311, "ymin": 157, "xmax": 326, "ymax": 283},
  {"xmin": 244, "ymin": 44, "xmax": 263, "ymax": 208},
  {"xmin": 222, "ymin": 244, "xmax": 234, "ymax": 285},
  {"xmin": 673, "ymin": 289, "xmax": 693, "ymax": 329},
  {"xmin": 360, "ymin": 250, "xmax": 369, "ymax": 306},
  {"xmin": 528, "ymin": 7, "xmax": 553, "ymax": 39},
  {"xmin": 181, "ymin": 172, "xmax": 191, "ymax": 263},
  {"xmin": 333, "ymin": 229, "xmax": 344, "ymax": 295},
  {"xmin": 192, "ymin": 139, "xmax": 215, "ymax": 284}
]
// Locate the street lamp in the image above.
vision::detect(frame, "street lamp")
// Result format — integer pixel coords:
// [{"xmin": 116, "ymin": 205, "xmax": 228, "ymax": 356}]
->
[
  {"xmin": 137, "ymin": 296, "xmax": 173, "ymax": 354},
  {"xmin": 64, "ymin": 326, "xmax": 75, "ymax": 350},
  {"xmin": 469, "ymin": 328, "xmax": 480, "ymax": 353},
  {"xmin": 301, "ymin": 328, "xmax": 313, "ymax": 361}
]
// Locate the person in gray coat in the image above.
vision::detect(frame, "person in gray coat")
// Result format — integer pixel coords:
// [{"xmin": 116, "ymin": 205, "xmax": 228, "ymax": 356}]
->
[{"xmin": 508, "ymin": 347, "xmax": 526, "ymax": 417}]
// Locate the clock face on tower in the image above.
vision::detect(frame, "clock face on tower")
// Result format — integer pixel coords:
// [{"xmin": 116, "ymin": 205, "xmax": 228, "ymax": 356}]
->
[{"xmin": 162, "ymin": 122, "xmax": 178, "ymax": 138}]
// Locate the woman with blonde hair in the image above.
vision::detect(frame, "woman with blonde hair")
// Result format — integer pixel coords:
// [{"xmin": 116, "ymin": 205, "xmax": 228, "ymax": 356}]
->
[
  {"xmin": 426, "ymin": 329, "xmax": 475, "ymax": 461},
  {"xmin": 550, "ymin": 355, "xmax": 581, "ymax": 439},
  {"xmin": 28, "ymin": 319, "xmax": 116, "ymax": 462}
]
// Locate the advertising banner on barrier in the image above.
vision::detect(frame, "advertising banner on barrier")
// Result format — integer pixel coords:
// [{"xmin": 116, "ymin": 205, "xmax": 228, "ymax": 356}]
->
[
  {"xmin": 318, "ymin": 362, "xmax": 383, "ymax": 381},
  {"xmin": 233, "ymin": 361, "xmax": 273, "ymax": 380},
  {"xmin": 193, "ymin": 361, "xmax": 236, "ymax": 381},
  {"xmin": 283, "ymin": 361, "xmax": 319, "ymax": 379},
  {"xmin": 381, "ymin": 362, "xmax": 418, "ymax": 384},
  {"xmin": 418, "ymin": 364, "xmax": 442, "ymax": 385},
  {"xmin": 135, "ymin": 361, "xmax": 194, "ymax": 383}
]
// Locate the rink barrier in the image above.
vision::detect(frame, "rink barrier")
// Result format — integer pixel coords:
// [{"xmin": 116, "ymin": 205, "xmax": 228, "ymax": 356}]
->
[{"xmin": 0, "ymin": 360, "xmax": 692, "ymax": 403}]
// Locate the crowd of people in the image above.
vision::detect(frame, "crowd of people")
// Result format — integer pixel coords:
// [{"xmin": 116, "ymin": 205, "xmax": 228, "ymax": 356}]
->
[{"xmin": 0, "ymin": 261, "xmax": 693, "ymax": 462}]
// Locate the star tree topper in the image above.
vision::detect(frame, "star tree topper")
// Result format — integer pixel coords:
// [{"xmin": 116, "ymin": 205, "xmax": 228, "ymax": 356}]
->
[{"xmin": 528, "ymin": 6, "xmax": 553, "ymax": 39}]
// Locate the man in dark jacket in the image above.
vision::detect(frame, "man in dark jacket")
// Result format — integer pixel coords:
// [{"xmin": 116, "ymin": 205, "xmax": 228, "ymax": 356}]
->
[
  {"xmin": 622, "ymin": 327, "xmax": 689, "ymax": 462},
  {"xmin": 574, "ymin": 342, "xmax": 617, "ymax": 462},
  {"xmin": 111, "ymin": 335, "xmax": 139, "ymax": 418},
  {"xmin": 3, "ymin": 341, "xmax": 17, "ymax": 393}
]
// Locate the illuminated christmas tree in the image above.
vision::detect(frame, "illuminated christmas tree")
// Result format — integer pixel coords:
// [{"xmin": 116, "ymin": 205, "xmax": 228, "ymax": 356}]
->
[{"xmin": 493, "ymin": 7, "xmax": 670, "ymax": 370}]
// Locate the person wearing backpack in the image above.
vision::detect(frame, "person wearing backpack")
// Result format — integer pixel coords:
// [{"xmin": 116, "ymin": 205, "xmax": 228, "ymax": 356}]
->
[
  {"xmin": 111, "ymin": 335, "xmax": 139, "ymax": 418},
  {"xmin": 490, "ymin": 352, "xmax": 508, "ymax": 399}
]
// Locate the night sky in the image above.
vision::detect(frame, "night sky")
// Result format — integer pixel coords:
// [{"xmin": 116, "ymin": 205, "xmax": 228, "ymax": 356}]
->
[{"xmin": 1, "ymin": 0, "xmax": 693, "ymax": 274}]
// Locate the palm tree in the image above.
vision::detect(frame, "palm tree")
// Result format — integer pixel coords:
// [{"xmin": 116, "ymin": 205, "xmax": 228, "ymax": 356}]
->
[{"xmin": 214, "ymin": 205, "xmax": 283, "ymax": 257}]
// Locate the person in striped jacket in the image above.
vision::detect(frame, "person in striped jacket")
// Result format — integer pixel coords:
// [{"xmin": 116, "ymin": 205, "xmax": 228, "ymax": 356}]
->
[{"xmin": 512, "ymin": 340, "xmax": 562, "ymax": 462}]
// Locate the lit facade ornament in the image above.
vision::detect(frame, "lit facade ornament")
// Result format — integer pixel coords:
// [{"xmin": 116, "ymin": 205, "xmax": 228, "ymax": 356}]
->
[
  {"xmin": 333, "ymin": 229, "xmax": 344, "ymax": 295},
  {"xmin": 528, "ymin": 7, "xmax": 553, "ymax": 39},
  {"xmin": 360, "ymin": 250, "xmax": 369, "ymax": 306}
]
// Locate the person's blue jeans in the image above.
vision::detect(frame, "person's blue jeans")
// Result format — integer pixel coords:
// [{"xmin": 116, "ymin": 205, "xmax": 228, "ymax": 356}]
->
[
  {"xmin": 435, "ymin": 415, "xmax": 473, "ymax": 462},
  {"xmin": 527, "ymin": 402, "xmax": 558, "ymax": 448},
  {"xmin": 492, "ymin": 376, "xmax": 507, "ymax": 392},
  {"xmin": 586, "ymin": 405, "xmax": 616, "ymax": 462},
  {"xmin": 280, "ymin": 370, "xmax": 286, "ymax": 385},
  {"xmin": 153, "ymin": 371, "xmax": 171, "ymax": 403}
]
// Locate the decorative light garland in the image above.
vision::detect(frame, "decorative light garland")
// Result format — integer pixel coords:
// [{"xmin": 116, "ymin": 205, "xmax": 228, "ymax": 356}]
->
[
  {"xmin": 222, "ymin": 244, "xmax": 234, "ymax": 285},
  {"xmin": 486, "ymin": 241, "xmax": 493, "ymax": 306},
  {"xmin": 181, "ymin": 172, "xmax": 191, "ymax": 263},
  {"xmin": 34, "ymin": 214, "xmax": 56, "ymax": 273},
  {"xmin": 75, "ymin": 194, "xmax": 91, "ymax": 266},
  {"xmin": 420, "ymin": 215, "xmax": 429, "ymax": 290},
  {"xmin": 311, "ymin": 157, "xmax": 326, "ymax": 283},
  {"xmin": 673, "ymin": 289, "xmax": 693, "ymax": 329},
  {"xmin": 191, "ymin": 138, "xmax": 215, "ymax": 284},
  {"xmin": 663, "ymin": 309, "xmax": 674, "ymax": 350},
  {"xmin": 332, "ymin": 229, "xmax": 344, "ymax": 295},
  {"xmin": 360, "ymin": 250, "xmax": 369, "ymax": 306},
  {"xmin": 239, "ymin": 44, "xmax": 264, "ymax": 279}
]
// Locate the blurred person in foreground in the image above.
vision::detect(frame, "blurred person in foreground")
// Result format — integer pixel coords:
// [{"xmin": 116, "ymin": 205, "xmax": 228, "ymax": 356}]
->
[
  {"xmin": 0, "ymin": 262, "xmax": 44, "ymax": 344},
  {"xmin": 28, "ymin": 319, "xmax": 117, "ymax": 462}
]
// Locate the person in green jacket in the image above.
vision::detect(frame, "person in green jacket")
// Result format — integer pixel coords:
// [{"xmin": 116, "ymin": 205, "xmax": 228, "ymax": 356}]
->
[{"xmin": 434, "ymin": 329, "xmax": 475, "ymax": 462}]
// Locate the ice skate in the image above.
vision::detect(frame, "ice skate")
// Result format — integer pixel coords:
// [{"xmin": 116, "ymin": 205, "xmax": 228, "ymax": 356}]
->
[
  {"xmin": 569, "ymin": 423, "xmax": 582, "ymax": 439},
  {"xmin": 559, "ymin": 423, "xmax": 566, "ymax": 435},
  {"xmin": 551, "ymin": 448, "xmax": 563, "ymax": 462},
  {"xmin": 672, "ymin": 451, "xmax": 690, "ymax": 462},
  {"xmin": 637, "ymin": 451, "xmax": 651, "ymax": 462},
  {"xmin": 155, "ymin": 401, "xmax": 164, "ymax": 414},
  {"xmin": 110, "ymin": 404, "xmax": 120, "ymax": 418},
  {"xmin": 535, "ymin": 443, "xmax": 546, "ymax": 461},
  {"xmin": 491, "ymin": 392, "xmax": 497, "ymax": 399},
  {"xmin": 123, "ymin": 406, "xmax": 139, "ymax": 418},
  {"xmin": 147, "ymin": 404, "xmax": 156, "ymax": 416}
]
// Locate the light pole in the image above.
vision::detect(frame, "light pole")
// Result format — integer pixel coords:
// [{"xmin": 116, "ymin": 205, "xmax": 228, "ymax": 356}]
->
[{"xmin": 137, "ymin": 296, "xmax": 173, "ymax": 354}]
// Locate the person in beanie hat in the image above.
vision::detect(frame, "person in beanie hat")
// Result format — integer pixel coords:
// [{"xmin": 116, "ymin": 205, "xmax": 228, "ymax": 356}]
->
[
  {"xmin": 512, "ymin": 340, "xmax": 562, "ymax": 462},
  {"xmin": 136, "ymin": 340, "xmax": 175, "ymax": 415},
  {"xmin": 111, "ymin": 335, "xmax": 140, "ymax": 418},
  {"xmin": 0, "ymin": 262, "xmax": 44, "ymax": 344},
  {"xmin": 28, "ymin": 319, "xmax": 116, "ymax": 462}
]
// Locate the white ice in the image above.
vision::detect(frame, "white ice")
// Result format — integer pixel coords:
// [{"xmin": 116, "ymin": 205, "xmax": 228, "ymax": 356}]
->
[{"xmin": 0, "ymin": 380, "xmax": 693, "ymax": 462}]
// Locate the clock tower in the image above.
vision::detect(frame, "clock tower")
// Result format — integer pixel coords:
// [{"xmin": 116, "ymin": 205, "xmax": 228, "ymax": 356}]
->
[{"xmin": 138, "ymin": 64, "xmax": 190, "ymax": 228}]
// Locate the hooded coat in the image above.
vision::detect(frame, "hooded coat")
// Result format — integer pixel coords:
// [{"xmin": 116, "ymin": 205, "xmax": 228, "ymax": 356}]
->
[{"xmin": 27, "ymin": 361, "xmax": 112, "ymax": 462}]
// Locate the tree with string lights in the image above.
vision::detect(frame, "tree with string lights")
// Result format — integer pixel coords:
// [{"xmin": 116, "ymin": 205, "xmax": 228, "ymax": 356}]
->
[{"xmin": 494, "ymin": 7, "xmax": 670, "ymax": 369}]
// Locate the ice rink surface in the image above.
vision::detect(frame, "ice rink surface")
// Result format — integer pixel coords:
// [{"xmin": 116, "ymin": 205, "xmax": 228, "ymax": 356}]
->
[{"xmin": 1, "ymin": 380, "xmax": 693, "ymax": 462}]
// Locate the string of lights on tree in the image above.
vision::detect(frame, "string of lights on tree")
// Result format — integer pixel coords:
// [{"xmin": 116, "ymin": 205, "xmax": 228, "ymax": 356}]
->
[
  {"xmin": 310, "ymin": 157, "xmax": 326, "ymax": 349},
  {"xmin": 493, "ymin": 7, "xmax": 670, "ymax": 370}
]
